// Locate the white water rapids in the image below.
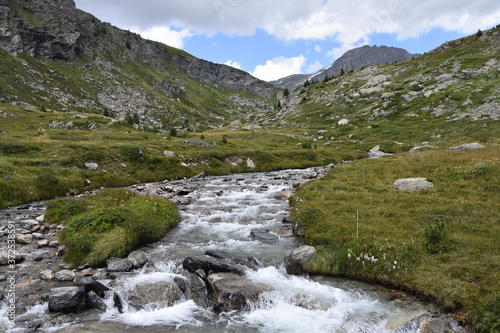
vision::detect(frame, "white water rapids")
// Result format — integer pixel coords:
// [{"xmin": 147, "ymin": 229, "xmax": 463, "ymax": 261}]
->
[{"xmin": 1, "ymin": 168, "xmax": 465, "ymax": 332}]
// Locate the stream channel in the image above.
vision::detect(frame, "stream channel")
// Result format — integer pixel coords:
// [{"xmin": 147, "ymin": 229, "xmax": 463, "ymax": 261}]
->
[{"xmin": 0, "ymin": 167, "xmax": 469, "ymax": 332}]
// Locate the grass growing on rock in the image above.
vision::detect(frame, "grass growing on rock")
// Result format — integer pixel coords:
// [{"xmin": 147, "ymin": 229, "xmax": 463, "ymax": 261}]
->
[
  {"xmin": 291, "ymin": 146, "xmax": 500, "ymax": 332},
  {"xmin": 45, "ymin": 188, "xmax": 179, "ymax": 267}
]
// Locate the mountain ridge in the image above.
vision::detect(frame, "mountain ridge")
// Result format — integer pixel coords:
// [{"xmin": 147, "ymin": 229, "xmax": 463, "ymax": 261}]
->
[
  {"xmin": 0, "ymin": 0, "xmax": 276, "ymax": 132},
  {"xmin": 271, "ymin": 45, "xmax": 419, "ymax": 90}
]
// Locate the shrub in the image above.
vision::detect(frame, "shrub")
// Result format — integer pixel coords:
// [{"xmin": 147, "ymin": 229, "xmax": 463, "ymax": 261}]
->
[
  {"xmin": 423, "ymin": 218, "xmax": 450, "ymax": 254},
  {"xmin": 470, "ymin": 294, "xmax": 500, "ymax": 333}
]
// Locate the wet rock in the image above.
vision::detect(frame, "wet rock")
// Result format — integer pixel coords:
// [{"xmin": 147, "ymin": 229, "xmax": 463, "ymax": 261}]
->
[
  {"xmin": 284, "ymin": 245, "xmax": 317, "ymax": 275},
  {"xmin": 48, "ymin": 286, "xmax": 86, "ymax": 314},
  {"xmin": 106, "ymin": 257, "xmax": 133, "ymax": 272},
  {"xmin": 113, "ymin": 292, "xmax": 123, "ymax": 313},
  {"xmin": 127, "ymin": 280, "xmax": 183, "ymax": 309},
  {"xmin": 207, "ymin": 272, "xmax": 270, "ymax": 313},
  {"xmin": 250, "ymin": 229, "xmax": 279, "ymax": 243},
  {"xmin": 127, "ymin": 250, "xmax": 148, "ymax": 268},
  {"xmin": 274, "ymin": 192, "xmax": 292, "ymax": 200},
  {"xmin": 421, "ymin": 318, "xmax": 448, "ymax": 333},
  {"xmin": 282, "ymin": 216, "xmax": 293, "ymax": 224},
  {"xmin": 179, "ymin": 273, "xmax": 211, "ymax": 308},
  {"xmin": 73, "ymin": 275, "xmax": 110, "ymax": 297},
  {"xmin": 292, "ymin": 221, "xmax": 305, "ymax": 238},
  {"xmin": 182, "ymin": 256, "xmax": 245, "ymax": 276},
  {"xmin": 40, "ymin": 270, "xmax": 55, "ymax": 280},
  {"xmin": 86, "ymin": 290, "xmax": 107, "ymax": 311},
  {"xmin": 393, "ymin": 178, "xmax": 434, "ymax": 191},
  {"xmin": 205, "ymin": 249, "xmax": 231, "ymax": 259},
  {"xmin": 449, "ymin": 143, "xmax": 486, "ymax": 151},
  {"xmin": 55, "ymin": 269, "xmax": 76, "ymax": 282}
]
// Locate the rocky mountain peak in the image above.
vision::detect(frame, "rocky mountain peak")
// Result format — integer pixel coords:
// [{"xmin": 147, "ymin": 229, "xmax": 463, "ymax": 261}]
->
[{"xmin": 271, "ymin": 45, "xmax": 419, "ymax": 90}]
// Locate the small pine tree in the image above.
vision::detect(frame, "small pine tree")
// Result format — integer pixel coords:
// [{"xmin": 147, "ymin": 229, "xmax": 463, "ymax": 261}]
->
[
  {"xmin": 132, "ymin": 113, "xmax": 139, "ymax": 124},
  {"xmin": 303, "ymin": 80, "xmax": 310, "ymax": 87},
  {"xmin": 125, "ymin": 112, "xmax": 133, "ymax": 124},
  {"xmin": 169, "ymin": 128, "xmax": 177, "ymax": 137},
  {"xmin": 339, "ymin": 68, "xmax": 345, "ymax": 76},
  {"xmin": 283, "ymin": 88, "xmax": 290, "ymax": 97},
  {"xmin": 476, "ymin": 29, "xmax": 483, "ymax": 37}
]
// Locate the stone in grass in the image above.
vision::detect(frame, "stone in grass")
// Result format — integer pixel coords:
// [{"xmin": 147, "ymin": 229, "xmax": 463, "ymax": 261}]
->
[
  {"xmin": 449, "ymin": 143, "xmax": 486, "ymax": 151},
  {"xmin": 393, "ymin": 178, "xmax": 434, "ymax": 191}
]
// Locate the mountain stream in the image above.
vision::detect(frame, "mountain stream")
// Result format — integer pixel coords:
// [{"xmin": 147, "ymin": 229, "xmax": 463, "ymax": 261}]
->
[{"xmin": 0, "ymin": 168, "xmax": 469, "ymax": 332}]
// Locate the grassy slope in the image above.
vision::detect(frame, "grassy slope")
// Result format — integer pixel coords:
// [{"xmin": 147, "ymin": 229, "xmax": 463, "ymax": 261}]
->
[
  {"xmin": 291, "ymin": 146, "xmax": 499, "ymax": 330},
  {"xmin": 0, "ymin": 103, "xmax": 360, "ymax": 208}
]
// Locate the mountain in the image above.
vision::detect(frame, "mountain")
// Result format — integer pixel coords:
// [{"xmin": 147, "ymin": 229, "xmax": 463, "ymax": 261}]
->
[
  {"xmin": 0, "ymin": 0, "xmax": 276, "ymax": 132},
  {"xmin": 271, "ymin": 45, "xmax": 419, "ymax": 90}
]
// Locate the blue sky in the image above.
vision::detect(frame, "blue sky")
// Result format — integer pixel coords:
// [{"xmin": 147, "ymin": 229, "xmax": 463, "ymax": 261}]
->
[{"xmin": 74, "ymin": 0, "xmax": 499, "ymax": 81}]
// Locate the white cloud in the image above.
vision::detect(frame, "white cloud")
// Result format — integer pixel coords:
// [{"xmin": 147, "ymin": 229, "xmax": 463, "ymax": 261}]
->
[
  {"xmin": 251, "ymin": 55, "xmax": 307, "ymax": 81},
  {"xmin": 75, "ymin": 0, "xmax": 500, "ymax": 57},
  {"xmin": 314, "ymin": 44, "xmax": 322, "ymax": 53},
  {"xmin": 132, "ymin": 26, "xmax": 193, "ymax": 48},
  {"xmin": 306, "ymin": 61, "xmax": 323, "ymax": 73},
  {"xmin": 224, "ymin": 60, "xmax": 242, "ymax": 70}
]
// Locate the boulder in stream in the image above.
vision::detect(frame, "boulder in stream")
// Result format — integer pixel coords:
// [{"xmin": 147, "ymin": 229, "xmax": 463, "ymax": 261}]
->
[
  {"xmin": 284, "ymin": 245, "xmax": 317, "ymax": 275},
  {"xmin": 207, "ymin": 272, "xmax": 270, "ymax": 313},
  {"xmin": 74, "ymin": 275, "xmax": 110, "ymax": 297},
  {"xmin": 250, "ymin": 229, "xmax": 279, "ymax": 243},
  {"xmin": 127, "ymin": 250, "xmax": 148, "ymax": 268},
  {"xmin": 182, "ymin": 256, "xmax": 245, "ymax": 276},
  {"xmin": 127, "ymin": 280, "xmax": 183, "ymax": 309},
  {"xmin": 48, "ymin": 286, "xmax": 86, "ymax": 314},
  {"xmin": 106, "ymin": 257, "xmax": 133, "ymax": 272},
  {"xmin": 86, "ymin": 290, "xmax": 107, "ymax": 311}
]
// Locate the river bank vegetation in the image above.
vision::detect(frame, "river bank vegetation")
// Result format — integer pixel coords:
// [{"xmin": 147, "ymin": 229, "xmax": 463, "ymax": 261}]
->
[
  {"xmin": 291, "ymin": 146, "xmax": 499, "ymax": 332},
  {"xmin": 45, "ymin": 188, "xmax": 179, "ymax": 267}
]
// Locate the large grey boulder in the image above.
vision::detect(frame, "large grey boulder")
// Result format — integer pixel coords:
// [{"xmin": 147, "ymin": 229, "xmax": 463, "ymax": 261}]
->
[
  {"xmin": 48, "ymin": 286, "xmax": 86, "ymax": 313},
  {"xmin": 284, "ymin": 245, "xmax": 316, "ymax": 275},
  {"xmin": 182, "ymin": 256, "xmax": 245, "ymax": 276},
  {"xmin": 393, "ymin": 178, "xmax": 434, "ymax": 191},
  {"xmin": 207, "ymin": 272, "xmax": 270, "ymax": 313},
  {"xmin": 106, "ymin": 257, "xmax": 133, "ymax": 272},
  {"xmin": 127, "ymin": 251, "xmax": 148, "ymax": 268},
  {"xmin": 127, "ymin": 280, "xmax": 183, "ymax": 310},
  {"xmin": 449, "ymin": 143, "xmax": 486, "ymax": 151}
]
